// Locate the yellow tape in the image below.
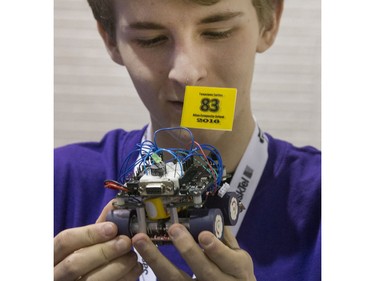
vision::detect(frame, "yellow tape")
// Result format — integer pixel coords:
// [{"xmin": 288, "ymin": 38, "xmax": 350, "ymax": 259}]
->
[{"xmin": 144, "ymin": 198, "xmax": 169, "ymax": 220}]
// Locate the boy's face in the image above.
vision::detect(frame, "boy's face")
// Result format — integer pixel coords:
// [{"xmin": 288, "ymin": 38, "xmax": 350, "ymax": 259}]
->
[{"xmin": 108, "ymin": 0, "xmax": 268, "ymax": 132}]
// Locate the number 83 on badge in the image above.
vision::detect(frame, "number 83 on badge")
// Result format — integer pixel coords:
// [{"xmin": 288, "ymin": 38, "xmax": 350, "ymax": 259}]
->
[{"xmin": 180, "ymin": 86, "xmax": 237, "ymax": 131}]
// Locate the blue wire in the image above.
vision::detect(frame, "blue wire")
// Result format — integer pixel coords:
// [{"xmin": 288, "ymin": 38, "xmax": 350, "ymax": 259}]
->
[
  {"xmin": 153, "ymin": 127, "xmax": 195, "ymax": 151},
  {"xmin": 117, "ymin": 127, "xmax": 224, "ymax": 187}
]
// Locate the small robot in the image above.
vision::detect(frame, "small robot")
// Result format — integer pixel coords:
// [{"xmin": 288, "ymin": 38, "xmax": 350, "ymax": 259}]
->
[{"xmin": 105, "ymin": 127, "xmax": 242, "ymax": 243}]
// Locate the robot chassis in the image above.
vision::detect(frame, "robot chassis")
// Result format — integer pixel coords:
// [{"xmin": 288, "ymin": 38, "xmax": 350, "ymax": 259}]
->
[{"xmin": 105, "ymin": 129, "xmax": 243, "ymax": 243}]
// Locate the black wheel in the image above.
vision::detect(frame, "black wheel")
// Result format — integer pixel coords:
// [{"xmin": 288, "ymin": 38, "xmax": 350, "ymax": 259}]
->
[
  {"xmin": 205, "ymin": 192, "xmax": 239, "ymax": 225},
  {"xmin": 106, "ymin": 209, "xmax": 135, "ymax": 237},
  {"xmin": 189, "ymin": 208, "xmax": 224, "ymax": 241}
]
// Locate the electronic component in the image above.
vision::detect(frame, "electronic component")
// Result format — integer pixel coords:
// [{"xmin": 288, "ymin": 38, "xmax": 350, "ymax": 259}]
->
[{"xmin": 105, "ymin": 127, "xmax": 242, "ymax": 243}]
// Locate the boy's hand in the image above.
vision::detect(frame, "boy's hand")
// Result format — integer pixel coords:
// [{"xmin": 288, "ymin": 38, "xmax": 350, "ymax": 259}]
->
[
  {"xmin": 133, "ymin": 224, "xmax": 256, "ymax": 281},
  {"xmin": 54, "ymin": 222, "xmax": 142, "ymax": 281}
]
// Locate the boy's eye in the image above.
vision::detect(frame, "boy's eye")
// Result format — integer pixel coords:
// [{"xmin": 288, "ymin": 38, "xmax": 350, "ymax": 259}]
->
[
  {"xmin": 135, "ymin": 36, "xmax": 168, "ymax": 48},
  {"xmin": 133, "ymin": 29, "xmax": 233, "ymax": 47},
  {"xmin": 202, "ymin": 30, "xmax": 233, "ymax": 39}
]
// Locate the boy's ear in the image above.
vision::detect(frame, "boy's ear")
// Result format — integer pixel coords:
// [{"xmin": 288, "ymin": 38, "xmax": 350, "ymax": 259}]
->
[
  {"xmin": 96, "ymin": 21, "xmax": 124, "ymax": 66},
  {"xmin": 256, "ymin": 1, "xmax": 284, "ymax": 53}
]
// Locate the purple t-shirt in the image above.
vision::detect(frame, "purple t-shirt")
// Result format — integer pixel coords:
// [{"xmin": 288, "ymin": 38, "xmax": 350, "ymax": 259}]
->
[{"xmin": 54, "ymin": 127, "xmax": 321, "ymax": 281}]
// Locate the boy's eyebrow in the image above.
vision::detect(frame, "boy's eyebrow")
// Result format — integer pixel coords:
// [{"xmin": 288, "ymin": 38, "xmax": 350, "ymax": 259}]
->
[
  {"xmin": 126, "ymin": 11, "xmax": 244, "ymax": 30},
  {"xmin": 198, "ymin": 11, "xmax": 244, "ymax": 24},
  {"xmin": 127, "ymin": 22, "xmax": 164, "ymax": 30}
]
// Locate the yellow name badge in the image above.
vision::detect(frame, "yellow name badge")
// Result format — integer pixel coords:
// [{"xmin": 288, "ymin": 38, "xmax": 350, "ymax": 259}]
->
[{"xmin": 180, "ymin": 86, "xmax": 237, "ymax": 131}]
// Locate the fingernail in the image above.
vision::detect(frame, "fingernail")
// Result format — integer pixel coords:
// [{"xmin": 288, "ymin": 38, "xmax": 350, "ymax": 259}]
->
[
  {"xmin": 169, "ymin": 225, "xmax": 183, "ymax": 239},
  {"xmin": 200, "ymin": 234, "xmax": 214, "ymax": 247},
  {"xmin": 103, "ymin": 222, "xmax": 116, "ymax": 237},
  {"xmin": 134, "ymin": 238, "xmax": 146, "ymax": 252}
]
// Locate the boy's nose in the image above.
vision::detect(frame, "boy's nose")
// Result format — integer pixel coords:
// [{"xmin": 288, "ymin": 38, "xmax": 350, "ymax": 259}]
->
[{"xmin": 168, "ymin": 45, "xmax": 207, "ymax": 86}]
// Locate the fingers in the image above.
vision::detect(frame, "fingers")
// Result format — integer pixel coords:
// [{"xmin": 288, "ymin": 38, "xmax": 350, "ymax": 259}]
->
[
  {"xmin": 54, "ymin": 222, "xmax": 118, "ymax": 265},
  {"xmin": 168, "ymin": 224, "xmax": 219, "ymax": 280},
  {"xmin": 54, "ymin": 235, "xmax": 133, "ymax": 281},
  {"xmin": 79, "ymin": 251, "xmax": 143, "ymax": 281},
  {"xmin": 169, "ymin": 224, "xmax": 255, "ymax": 280},
  {"xmin": 198, "ymin": 230, "xmax": 254, "ymax": 278},
  {"xmin": 132, "ymin": 233, "xmax": 191, "ymax": 281},
  {"xmin": 133, "ymin": 224, "xmax": 255, "ymax": 281}
]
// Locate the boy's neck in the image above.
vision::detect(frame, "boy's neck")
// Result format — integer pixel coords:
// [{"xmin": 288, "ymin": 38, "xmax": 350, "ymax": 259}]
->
[{"xmin": 210, "ymin": 112, "xmax": 255, "ymax": 174}]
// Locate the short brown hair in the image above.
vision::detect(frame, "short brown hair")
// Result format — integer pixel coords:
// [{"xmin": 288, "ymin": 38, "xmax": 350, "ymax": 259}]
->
[{"xmin": 87, "ymin": 0, "xmax": 279, "ymax": 40}]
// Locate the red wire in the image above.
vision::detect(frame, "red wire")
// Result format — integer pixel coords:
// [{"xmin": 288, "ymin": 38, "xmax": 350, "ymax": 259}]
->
[
  {"xmin": 104, "ymin": 181, "xmax": 129, "ymax": 192},
  {"xmin": 194, "ymin": 141, "xmax": 217, "ymax": 192}
]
